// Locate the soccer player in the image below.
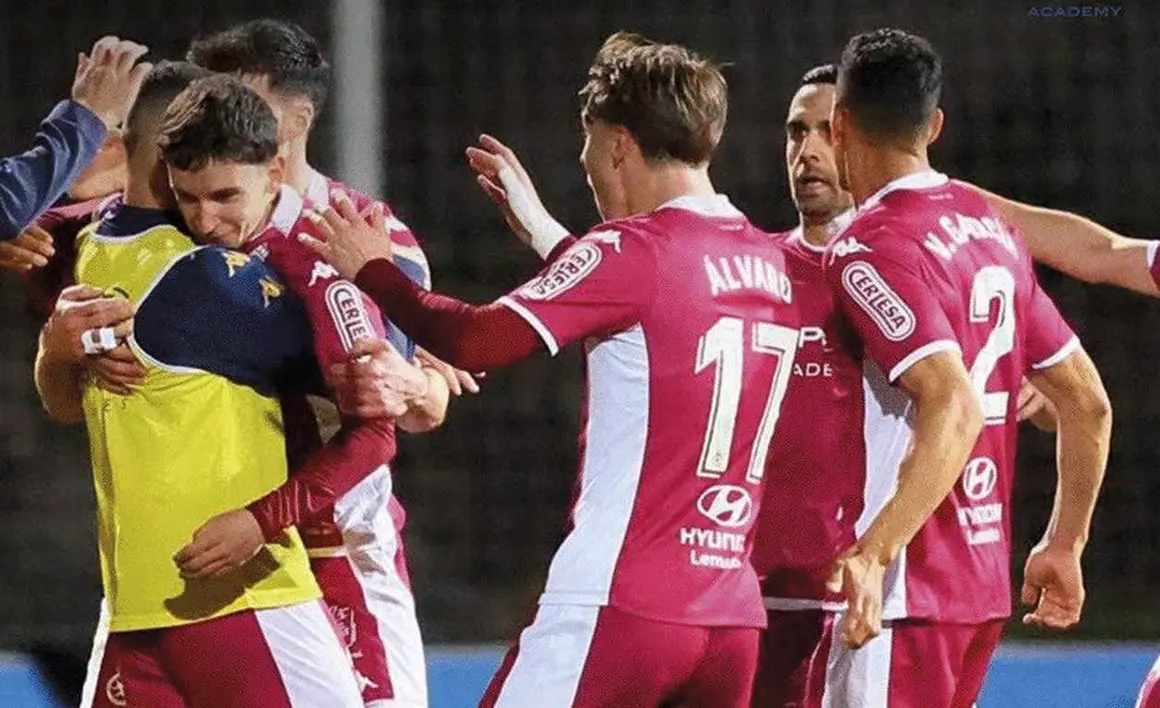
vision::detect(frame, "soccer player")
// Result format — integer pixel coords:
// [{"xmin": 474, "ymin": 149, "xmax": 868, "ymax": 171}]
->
[
  {"xmin": 34, "ymin": 61, "xmax": 365, "ymax": 708},
  {"xmin": 306, "ymin": 31, "xmax": 800, "ymax": 707},
  {"xmin": 0, "ymin": 37, "xmax": 147, "ymax": 240},
  {"xmin": 156, "ymin": 74, "xmax": 433, "ymax": 707},
  {"xmin": 816, "ymin": 29, "xmax": 1111, "ymax": 707},
  {"xmin": 186, "ymin": 19, "xmax": 476, "ymax": 395}
]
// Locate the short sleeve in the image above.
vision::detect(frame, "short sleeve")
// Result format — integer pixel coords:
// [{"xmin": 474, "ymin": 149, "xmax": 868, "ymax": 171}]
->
[
  {"xmin": 824, "ymin": 227, "xmax": 960, "ymax": 382},
  {"xmin": 496, "ymin": 226, "xmax": 655, "ymax": 354},
  {"xmin": 1023, "ymin": 274, "xmax": 1080, "ymax": 370}
]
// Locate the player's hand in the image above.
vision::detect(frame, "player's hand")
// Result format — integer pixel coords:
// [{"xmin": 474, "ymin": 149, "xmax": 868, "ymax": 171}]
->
[
  {"xmin": 1017, "ymin": 377, "xmax": 1057, "ymax": 432},
  {"xmin": 1021, "ymin": 541, "xmax": 1085, "ymax": 631},
  {"xmin": 827, "ymin": 545, "xmax": 886, "ymax": 649},
  {"xmin": 466, "ymin": 134, "xmax": 569, "ymax": 259},
  {"xmin": 174, "ymin": 509, "xmax": 265, "ymax": 580},
  {"xmin": 328, "ymin": 338, "xmax": 427, "ymax": 418},
  {"xmin": 86, "ymin": 343, "xmax": 146, "ymax": 395},
  {"xmin": 40, "ymin": 284, "xmax": 133, "ymax": 365},
  {"xmin": 299, "ymin": 191, "xmax": 393, "ymax": 280},
  {"xmin": 71, "ymin": 36, "xmax": 152, "ymax": 129},
  {"xmin": 415, "ymin": 346, "xmax": 482, "ymax": 396},
  {"xmin": 0, "ymin": 225, "xmax": 55, "ymax": 272}
]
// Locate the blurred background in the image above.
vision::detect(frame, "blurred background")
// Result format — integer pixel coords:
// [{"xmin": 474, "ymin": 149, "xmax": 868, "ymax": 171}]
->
[{"xmin": 0, "ymin": 0, "xmax": 1156, "ymax": 706}]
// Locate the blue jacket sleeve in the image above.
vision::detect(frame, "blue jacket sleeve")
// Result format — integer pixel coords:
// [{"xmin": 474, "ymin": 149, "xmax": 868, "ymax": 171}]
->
[{"xmin": 0, "ymin": 101, "xmax": 108, "ymax": 240}]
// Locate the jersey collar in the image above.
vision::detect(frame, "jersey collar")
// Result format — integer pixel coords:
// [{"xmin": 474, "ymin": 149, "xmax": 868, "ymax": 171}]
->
[
  {"xmin": 657, "ymin": 194, "xmax": 744, "ymax": 219},
  {"xmin": 859, "ymin": 170, "xmax": 949, "ymax": 212},
  {"xmin": 268, "ymin": 185, "xmax": 305, "ymax": 236},
  {"xmin": 304, "ymin": 168, "xmax": 330, "ymax": 207}
]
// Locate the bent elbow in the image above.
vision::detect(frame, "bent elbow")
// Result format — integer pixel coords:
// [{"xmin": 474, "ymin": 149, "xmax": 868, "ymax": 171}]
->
[{"xmin": 948, "ymin": 387, "xmax": 986, "ymax": 443}]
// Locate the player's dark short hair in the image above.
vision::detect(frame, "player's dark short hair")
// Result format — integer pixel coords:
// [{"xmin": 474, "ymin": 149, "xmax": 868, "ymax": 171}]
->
[
  {"xmin": 836, "ymin": 28, "xmax": 941, "ymax": 142},
  {"xmin": 124, "ymin": 61, "xmax": 212, "ymax": 157},
  {"xmin": 579, "ymin": 31, "xmax": 728, "ymax": 166},
  {"xmin": 800, "ymin": 63, "xmax": 837, "ymax": 86},
  {"xmin": 187, "ymin": 19, "xmax": 330, "ymax": 109},
  {"xmin": 158, "ymin": 75, "xmax": 279, "ymax": 172}
]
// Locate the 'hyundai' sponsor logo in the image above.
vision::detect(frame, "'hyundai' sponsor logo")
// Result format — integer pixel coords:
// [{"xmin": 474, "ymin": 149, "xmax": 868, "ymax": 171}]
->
[
  {"xmin": 697, "ymin": 485, "xmax": 754, "ymax": 528},
  {"xmin": 961, "ymin": 457, "xmax": 999, "ymax": 502}
]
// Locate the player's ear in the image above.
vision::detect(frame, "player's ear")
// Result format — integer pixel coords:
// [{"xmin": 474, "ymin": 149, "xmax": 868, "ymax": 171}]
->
[
  {"xmin": 611, "ymin": 125, "xmax": 635, "ymax": 170},
  {"xmin": 285, "ymin": 98, "xmax": 314, "ymax": 144},
  {"xmin": 267, "ymin": 155, "xmax": 286, "ymax": 192},
  {"xmin": 830, "ymin": 105, "xmax": 848, "ymax": 147},
  {"xmin": 926, "ymin": 108, "xmax": 945, "ymax": 146}
]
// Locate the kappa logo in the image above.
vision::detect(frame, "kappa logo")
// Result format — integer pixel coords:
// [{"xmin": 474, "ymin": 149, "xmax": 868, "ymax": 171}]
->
[
  {"xmin": 518, "ymin": 241, "xmax": 603, "ymax": 301},
  {"xmin": 831, "ymin": 236, "xmax": 872, "ymax": 259},
  {"xmin": 588, "ymin": 229, "xmax": 622, "ymax": 253},
  {"xmin": 961, "ymin": 457, "xmax": 998, "ymax": 502},
  {"xmin": 697, "ymin": 485, "xmax": 754, "ymax": 528},
  {"xmin": 840, "ymin": 261, "xmax": 916, "ymax": 342},
  {"xmin": 106, "ymin": 669, "xmax": 127, "ymax": 706},
  {"xmin": 325, "ymin": 281, "xmax": 374, "ymax": 351},
  {"xmin": 309, "ymin": 260, "xmax": 339, "ymax": 287}
]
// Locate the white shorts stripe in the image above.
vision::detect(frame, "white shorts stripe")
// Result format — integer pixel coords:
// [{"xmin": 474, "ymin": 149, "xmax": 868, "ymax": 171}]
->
[
  {"xmin": 334, "ymin": 469, "xmax": 428, "ymax": 707},
  {"xmin": 255, "ymin": 601, "xmax": 364, "ymax": 707},
  {"xmin": 494, "ymin": 604, "xmax": 601, "ymax": 707},
  {"xmin": 821, "ymin": 615, "xmax": 893, "ymax": 708},
  {"xmin": 78, "ymin": 599, "xmax": 110, "ymax": 708}
]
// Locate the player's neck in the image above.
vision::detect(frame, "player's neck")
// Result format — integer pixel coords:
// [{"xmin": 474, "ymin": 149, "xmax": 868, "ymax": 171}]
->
[
  {"xmin": 847, "ymin": 147, "xmax": 930, "ymax": 207},
  {"xmin": 281, "ymin": 145, "xmax": 313, "ymax": 195},
  {"xmin": 123, "ymin": 163, "xmax": 169, "ymax": 210},
  {"xmin": 629, "ymin": 164, "xmax": 716, "ymax": 216}
]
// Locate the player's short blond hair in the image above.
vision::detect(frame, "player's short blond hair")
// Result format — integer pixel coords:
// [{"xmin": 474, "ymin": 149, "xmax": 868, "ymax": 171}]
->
[{"xmin": 579, "ymin": 31, "xmax": 727, "ymax": 166}]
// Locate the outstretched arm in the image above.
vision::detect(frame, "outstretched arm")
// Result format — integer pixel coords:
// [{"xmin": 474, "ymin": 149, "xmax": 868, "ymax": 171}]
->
[{"xmin": 969, "ymin": 184, "xmax": 1159, "ymax": 297}]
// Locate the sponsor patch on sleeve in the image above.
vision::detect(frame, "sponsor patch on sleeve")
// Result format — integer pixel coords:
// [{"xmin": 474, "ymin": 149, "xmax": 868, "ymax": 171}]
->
[
  {"xmin": 518, "ymin": 240, "xmax": 604, "ymax": 301},
  {"xmin": 840, "ymin": 260, "xmax": 916, "ymax": 341},
  {"xmin": 325, "ymin": 281, "xmax": 375, "ymax": 351}
]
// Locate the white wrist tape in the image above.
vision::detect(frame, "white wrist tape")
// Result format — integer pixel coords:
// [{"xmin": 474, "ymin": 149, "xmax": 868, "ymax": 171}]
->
[
  {"xmin": 497, "ymin": 166, "xmax": 570, "ymax": 260},
  {"xmin": 80, "ymin": 327, "xmax": 119, "ymax": 355}
]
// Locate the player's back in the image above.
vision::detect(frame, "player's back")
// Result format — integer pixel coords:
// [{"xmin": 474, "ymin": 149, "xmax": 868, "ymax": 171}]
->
[
  {"xmin": 528, "ymin": 195, "xmax": 799, "ymax": 628},
  {"xmin": 74, "ymin": 205, "xmax": 320, "ymax": 632},
  {"xmin": 827, "ymin": 172, "xmax": 1077, "ymax": 622}
]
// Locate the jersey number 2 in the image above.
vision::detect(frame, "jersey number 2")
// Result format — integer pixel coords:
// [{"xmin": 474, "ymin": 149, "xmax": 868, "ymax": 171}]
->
[
  {"xmin": 969, "ymin": 266, "xmax": 1016, "ymax": 426},
  {"xmin": 695, "ymin": 317, "xmax": 798, "ymax": 483}
]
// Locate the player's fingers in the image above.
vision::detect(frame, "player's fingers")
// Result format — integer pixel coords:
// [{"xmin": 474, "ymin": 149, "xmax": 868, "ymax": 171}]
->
[
  {"xmin": 58, "ymin": 284, "xmax": 105, "ymax": 303},
  {"xmin": 93, "ymin": 355, "xmax": 146, "ymax": 385},
  {"xmin": 90, "ymin": 36, "xmax": 118, "ymax": 66},
  {"xmin": 330, "ymin": 190, "xmax": 362, "ymax": 224},
  {"xmin": 349, "ymin": 337, "xmax": 391, "ymax": 362},
  {"xmin": 0, "ymin": 243, "xmax": 45, "ymax": 269},
  {"xmin": 112, "ymin": 318, "xmax": 134, "ymax": 340},
  {"xmin": 185, "ymin": 556, "xmax": 233, "ymax": 580},
  {"xmin": 75, "ymin": 52, "xmax": 90, "ymax": 82},
  {"xmin": 1020, "ymin": 580, "xmax": 1040, "ymax": 606},
  {"xmin": 465, "ymin": 146, "xmax": 502, "ymax": 176},
  {"xmin": 476, "ymin": 175, "xmax": 508, "ymax": 207},
  {"xmin": 177, "ymin": 543, "xmax": 228, "ymax": 575},
  {"xmin": 458, "ymin": 370, "xmax": 481, "ymax": 394},
  {"xmin": 115, "ymin": 40, "xmax": 149, "ymax": 74},
  {"xmin": 79, "ymin": 298, "xmax": 134, "ymax": 327},
  {"xmin": 297, "ymin": 231, "xmax": 331, "ymax": 261},
  {"xmin": 368, "ymin": 201, "xmax": 386, "ymax": 233},
  {"xmin": 17, "ymin": 226, "xmax": 56, "ymax": 257}
]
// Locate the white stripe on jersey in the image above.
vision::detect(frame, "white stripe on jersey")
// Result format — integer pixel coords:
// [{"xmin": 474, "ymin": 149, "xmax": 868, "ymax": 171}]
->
[
  {"xmin": 857, "ymin": 360, "xmax": 916, "ymax": 621},
  {"xmin": 540, "ymin": 325, "xmax": 649, "ymax": 606}
]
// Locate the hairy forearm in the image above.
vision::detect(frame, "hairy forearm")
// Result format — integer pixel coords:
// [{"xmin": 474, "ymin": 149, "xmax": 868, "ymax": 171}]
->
[
  {"xmin": 1043, "ymin": 405, "xmax": 1110, "ymax": 550},
  {"xmin": 34, "ymin": 347, "xmax": 85, "ymax": 423},
  {"xmin": 397, "ymin": 366, "xmax": 450, "ymax": 433},
  {"xmin": 859, "ymin": 393, "xmax": 984, "ymax": 565},
  {"xmin": 975, "ymin": 186, "xmax": 1158, "ymax": 296}
]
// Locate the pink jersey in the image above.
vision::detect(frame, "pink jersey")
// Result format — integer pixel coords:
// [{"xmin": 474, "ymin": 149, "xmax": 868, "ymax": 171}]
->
[
  {"xmin": 500, "ymin": 195, "xmax": 800, "ymax": 628},
  {"xmin": 753, "ymin": 216, "xmax": 865, "ymax": 608},
  {"xmin": 824, "ymin": 172, "xmax": 1079, "ymax": 623},
  {"xmin": 246, "ymin": 186, "xmax": 397, "ymax": 551}
]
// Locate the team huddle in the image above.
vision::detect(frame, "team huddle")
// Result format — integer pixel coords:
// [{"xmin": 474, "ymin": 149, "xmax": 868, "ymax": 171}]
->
[{"xmin": 10, "ymin": 14, "xmax": 1160, "ymax": 708}]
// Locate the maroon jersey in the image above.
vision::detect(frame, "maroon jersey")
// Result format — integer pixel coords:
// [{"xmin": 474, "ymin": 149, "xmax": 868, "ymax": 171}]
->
[
  {"xmin": 500, "ymin": 196, "xmax": 800, "ymax": 627},
  {"xmin": 753, "ymin": 215, "xmax": 864, "ymax": 608},
  {"xmin": 243, "ymin": 186, "xmax": 398, "ymax": 550},
  {"xmin": 24, "ymin": 194, "xmax": 117, "ymax": 319},
  {"xmin": 823, "ymin": 172, "xmax": 1078, "ymax": 623}
]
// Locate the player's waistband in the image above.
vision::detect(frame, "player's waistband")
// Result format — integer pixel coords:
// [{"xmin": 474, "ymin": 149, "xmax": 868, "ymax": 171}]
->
[{"xmin": 763, "ymin": 596, "xmax": 847, "ymax": 612}]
